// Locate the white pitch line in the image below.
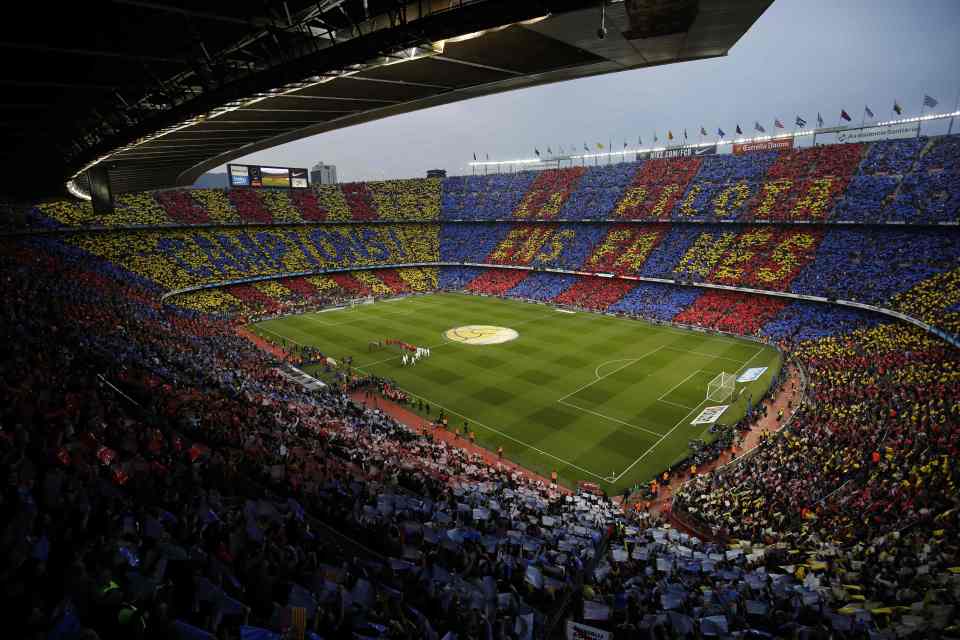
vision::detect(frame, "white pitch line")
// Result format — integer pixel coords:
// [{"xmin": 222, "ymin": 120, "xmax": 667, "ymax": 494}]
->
[
  {"xmin": 360, "ymin": 340, "xmax": 452, "ymax": 367},
  {"xmin": 661, "ymin": 345, "xmax": 745, "ymax": 363},
  {"xmin": 558, "ymin": 345, "xmax": 665, "ymax": 402},
  {"xmin": 657, "ymin": 368, "xmax": 703, "ymax": 401},
  {"xmin": 611, "ymin": 343, "xmax": 769, "ymax": 483},
  {"xmin": 557, "ymin": 399, "xmax": 664, "ymax": 438},
  {"xmin": 612, "ymin": 399, "xmax": 708, "ymax": 482},
  {"xmin": 257, "ymin": 326, "xmax": 309, "ymax": 347},
  {"xmin": 356, "ymin": 381, "xmax": 611, "ymax": 481},
  {"xmin": 658, "ymin": 399, "xmax": 697, "ymax": 411},
  {"xmin": 304, "ymin": 306, "xmax": 418, "ymax": 327},
  {"xmin": 593, "ymin": 358, "xmax": 641, "ymax": 380}
]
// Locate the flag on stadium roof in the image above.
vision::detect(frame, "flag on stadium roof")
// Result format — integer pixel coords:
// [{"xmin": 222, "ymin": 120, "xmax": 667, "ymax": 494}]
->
[
  {"xmin": 893, "ymin": 100, "xmax": 903, "ymax": 114},
  {"xmin": 534, "ymin": 148, "xmax": 540, "ymax": 156},
  {"xmin": 653, "ymin": 132, "xmax": 658, "ymax": 142},
  {"xmin": 717, "ymin": 128, "xmax": 725, "ymax": 137},
  {"xmin": 817, "ymin": 112, "xmax": 824, "ymax": 127},
  {"xmin": 472, "ymin": 152, "xmax": 477, "ymax": 161},
  {"xmin": 583, "ymin": 143, "xmax": 589, "ymax": 151},
  {"xmin": 638, "ymin": 135, "xmax": 642, "ymax": 145},
  {"xmin": 596, "ymin": 142, "xmax": 604, "ymax": 149},
  {"xmin": 864, "ymin": 105, "xmax": 874, "ymax": 118},
  {"xmin": 485, "ymin": 153, "xmax": 489, "ymax": 161},
  {"xmin": 795, "ymin": 115, "xmax": 806, "ymax": 127},
  {"xmin": 840, "ymin": 109, "xmax": 852, "ymax": 121},
  {"xmin": 700, "ymin": 126, "xmax": 708, "ymax": 136},
  {"xmin": 774, "ymin": 118, "xmax": 784, "ymax": 129},
  {"xmin": 547, "ymin": 146, "xmax": 552, "ymax": 154},
  {"xmin": 754, "ymin": 121, "xmax": 765, "ymax": 132},
  {"xmin": 683, "ymin": 128, "xmax": 688, "ymax": 139},
  {"xmin": 923, "ymin": 93, "xmax": 938, "ymax": 108},
  {"xmin": 735, "ymin": 124, "xmax": 743, "ymax": 135},
  {"xmin": 623, "ymin": 140, "xmax": 628, "ymax": 148},
  {"xmin": 668, "ymin": 130, "xmax": 674, "ymax": 140}
]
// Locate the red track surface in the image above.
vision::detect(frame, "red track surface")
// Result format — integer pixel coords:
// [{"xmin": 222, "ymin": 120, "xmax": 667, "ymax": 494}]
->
[{"xmin": 348, "ymin": 391, "xmax": 573, "ymax": 496}]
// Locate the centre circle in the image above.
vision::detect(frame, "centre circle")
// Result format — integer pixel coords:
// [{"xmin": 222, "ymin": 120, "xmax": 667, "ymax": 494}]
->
[{"xmin": 444, "ymin": 325, "xmax": 519, "ymax": 345}]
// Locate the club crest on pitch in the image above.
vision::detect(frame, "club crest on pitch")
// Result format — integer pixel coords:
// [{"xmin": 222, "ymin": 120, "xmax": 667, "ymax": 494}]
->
[{"xmin": 444, "ymin": 325, "xmax": 518, "ymax": 345}]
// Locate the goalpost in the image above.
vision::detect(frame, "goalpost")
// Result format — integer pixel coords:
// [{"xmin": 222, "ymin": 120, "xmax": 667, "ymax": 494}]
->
[
  {"xmin": 706, "ymin": 372, "xmax": 736, "ymax": 403},
  {"xmin": 350, "ymin": 296, "xmax": 375, "ymax": 308}
]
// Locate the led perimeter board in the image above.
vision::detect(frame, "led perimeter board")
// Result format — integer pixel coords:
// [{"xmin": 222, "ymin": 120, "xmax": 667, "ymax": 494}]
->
[{"xmin": 227, "ymin": 164, "xmax": 309, "ymax": 189}]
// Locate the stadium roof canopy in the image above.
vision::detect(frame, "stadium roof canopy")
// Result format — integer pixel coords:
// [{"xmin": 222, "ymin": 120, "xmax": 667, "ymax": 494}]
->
[{"xmin": 0, "ymin": 0, "xmax": 771, "ymax": 198}]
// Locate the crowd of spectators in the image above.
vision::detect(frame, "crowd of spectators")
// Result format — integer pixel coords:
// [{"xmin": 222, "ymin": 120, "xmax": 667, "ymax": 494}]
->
[
  {"xmin": 441, "ymin": 173, "xmax": 538, "ymax": 221},
  {"xmin": 3, "ymin": 220, "xmax": 958, "ymax": 638},
  {"xmin": 13, "ymin": 213, "xmax": 954, "ymax": 340},
  {"xmin": 3, "ymin": 131, "xmax": 959, "ymax": 639},
  {"xmin": 675, "ymin": 152, "xmax": 778, "ymax": 221},
  {"xmin": 788, "ymin": 228, "xmax": 960, "ymax": 310},
  {"xmin": 614, "ymin": 157, "xmax": 703, "ymax": 220},
  {"xmin": 171, "ymin": 269, "xmax": 440, "ymax": 321},
  {"xmin": 1, "ymin": 239, "xmax": 628, "ymax": 640},
  {"xmin": 369, "ymin": 179, "xmax": 441, "ymax": 221},
  {"xmin": 557, "ymin": 165, "xmax": 636, "ymax": 221},
  {"xmin": 675, "ymin": 320, "xmax": 958, "ymax": 549},
  {"xmin": 62, "ymin": 224, "xmax": 440, "ymax": 292},
  {"xmin": 13, "ymin": 134, "xmax": 960, "ymax": 230},
  {"xmin": 511, "ymin": 169, "xmax": 587, "ymax": 220},
  {"xmin": 464, "ymin": 269, "xmax": 532, "ymax": 296},
  {"xmin": 673, "ymin": 290, "xmax": 791, "ymax": 335},
  {"xmin": 752, "ymin": 143, "xmax": 864, "ymax": 222},
  {"xmin": 553, "ymin": 277, "xmax": 636, "ymax": 311}
]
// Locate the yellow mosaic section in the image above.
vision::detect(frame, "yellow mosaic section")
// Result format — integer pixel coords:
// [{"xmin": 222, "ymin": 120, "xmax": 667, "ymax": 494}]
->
[
  {"xmin": 112, "ymin": 193, "xmax": 172, "ymax": 226},
  {"xmin": 889, "ymin": 268, "xmax": 960, "ymax": 337},
  {"xmin": 192, "ymin": 190, "xmax": 241, "ymax": 223},
  {"xmin": 396, "ymin": 267, "xmax": 438, "ymax": 291},
  {"xmin": 63, "ymin": 224, "xmax": 440, "ymax": 292},
  {"xmin": 352, "ymin": 271, "xmax": 394, "ymax": 296},
  {"xmin": 754, "ymin": 232, "xmax": 817, "ymax": 285},
  {"xmin": 252, "ymin": 279, "xmax": 294, "ymax": 299},
  {"xmin": 169, "ymin": 288, "xmax": 244, "ymax": 314},
  {"xmin": 368, "ymin": 178, "xmax": 441, "ymax": 220},
  {"xmin": 676, "ymin": 231, "xmax": 736, "ymax": 278},
  {"xmin": 314, "ymin": 185, "xmax": 352, "ymax": 221},
  {"xmin": 712, "ymin": 228, "xmax": 773, "ymax": 282},
  {"xmin": 305, "ymin": 275, "xmax": 342, "ymax": 291},
  {"xmin": 37, "ymin": 200, "xmax": 96, "ymax": 226},
  {"xmin": 587, "ymin": 228, "xmax": 632, "ymax": 266},
  {"xmin": 259, "ymin": 190, "xmax": 304, "ymax": 223}
]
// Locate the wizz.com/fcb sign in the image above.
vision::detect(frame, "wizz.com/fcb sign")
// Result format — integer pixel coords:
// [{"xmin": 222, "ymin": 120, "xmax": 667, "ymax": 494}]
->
[{"xmin": 733, "ymin": 137, "xmax": 794, "ymax": 155}]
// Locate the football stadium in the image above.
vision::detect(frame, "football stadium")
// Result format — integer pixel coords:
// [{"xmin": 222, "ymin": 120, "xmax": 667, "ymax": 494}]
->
[{"xmin": 1, "ymin": 1, "xmax": 959, "ymax": 639}]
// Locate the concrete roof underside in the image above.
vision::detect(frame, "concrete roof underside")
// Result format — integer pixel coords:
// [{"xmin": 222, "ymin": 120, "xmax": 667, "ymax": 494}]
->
[{"xmin": 0, "ymin": 0, "xmax": 772, "ymax": 197}]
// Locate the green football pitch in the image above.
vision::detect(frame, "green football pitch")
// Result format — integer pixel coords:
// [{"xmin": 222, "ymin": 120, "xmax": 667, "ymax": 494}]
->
[{"xmin": 249, "ymin": 292, "xmax": 781, "ymax": 494}]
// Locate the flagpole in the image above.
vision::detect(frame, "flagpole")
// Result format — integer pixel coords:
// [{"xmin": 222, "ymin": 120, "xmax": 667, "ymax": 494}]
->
[
  {"xmin": 918, "ymin": 96, "xmax": 926, "ymax": 138},
  {"xmin": 948, "ymin": 86, "xmax": 959, "ymax": 135}
]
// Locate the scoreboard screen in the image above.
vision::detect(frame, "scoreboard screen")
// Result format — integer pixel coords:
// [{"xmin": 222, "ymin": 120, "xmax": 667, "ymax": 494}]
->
[{"xmin": 227, "ymin": 164, "xmax": 309, "ymax": 189}]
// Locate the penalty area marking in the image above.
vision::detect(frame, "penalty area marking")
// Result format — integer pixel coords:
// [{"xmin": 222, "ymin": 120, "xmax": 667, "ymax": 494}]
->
[
  {"xmin": 305, "ymin": 305, "xmax": 417, "ymax": 327},
  {"xmin": 558, "ymin": 345, "xmax": 666, "ymax": 402},
  {"xmin": 557, "ymin": 398, "xmax": 664, "ymax": 438},
  {"xmin": 611, "ymin": 343, "xmax": 769, "ymax": 483}
]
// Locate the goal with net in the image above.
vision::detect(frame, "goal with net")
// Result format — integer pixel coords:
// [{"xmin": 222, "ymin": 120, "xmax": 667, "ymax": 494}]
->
[
  {"xmin": 706, "ymin": 372, "xmax": 736, "ymax": 403},
  {"xmin": 351, "ymin": 296, "xmax": 375, "ymax": 308}
]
